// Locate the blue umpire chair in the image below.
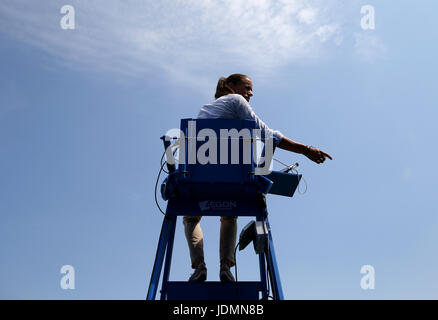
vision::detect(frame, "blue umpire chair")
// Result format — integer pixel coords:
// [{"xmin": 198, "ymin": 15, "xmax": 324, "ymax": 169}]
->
[{"xmin": 146, "ymin": 118, "xmax": 301, "ymax": 300}]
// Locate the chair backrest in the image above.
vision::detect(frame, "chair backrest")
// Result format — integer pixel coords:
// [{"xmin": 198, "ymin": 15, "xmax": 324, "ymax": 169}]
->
[{"xmin": 178, "ymin": 118, "xmax": 258, "ymax": 183}]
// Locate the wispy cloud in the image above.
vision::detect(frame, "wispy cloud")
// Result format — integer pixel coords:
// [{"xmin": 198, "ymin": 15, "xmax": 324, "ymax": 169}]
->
[
  {"xmin": 0, "ymin": 0, "xmax": 357, "ymax": 81},
  {"xmin": 354, "ymin": 32, "xmax": 388, "ymax": 64},
  {"xmin": 316, "ymin": 24, "xmax": 343, "ymax": 45},
  {"xmin": 297, "ymin": 7, "xmax": 317, "ymax": 25}
]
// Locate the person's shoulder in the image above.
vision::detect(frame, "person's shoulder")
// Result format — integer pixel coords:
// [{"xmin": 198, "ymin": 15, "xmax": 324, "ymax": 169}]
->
[
  {"xmin": 227, "ymin": 93, "xmax": 245, "ymax": 100},
  {"xmin": 220, "ymin": 94, "xmax": 248, "ymax": 105}
]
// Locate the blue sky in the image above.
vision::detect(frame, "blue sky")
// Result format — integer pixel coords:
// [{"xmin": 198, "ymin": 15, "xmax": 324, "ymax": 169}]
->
[{"xmin": 0, "ymin": 0, "xmax": 437, "ymax": 299}]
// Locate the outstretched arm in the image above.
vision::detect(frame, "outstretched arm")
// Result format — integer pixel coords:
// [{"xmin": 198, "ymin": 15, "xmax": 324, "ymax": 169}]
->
[
  {"xmin": 277, "ymin": 136, "xmax": 333, "ymax": 164},
  {"xmin": 231, "ymin": 95, "xmax": 332, "ymax": 164}
]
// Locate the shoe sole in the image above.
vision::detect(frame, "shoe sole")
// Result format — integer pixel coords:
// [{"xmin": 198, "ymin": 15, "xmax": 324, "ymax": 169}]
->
[
  {"xmin": 220, "ymin": 271, "xmax": 235, "ymax": 282},
  {"xmin": 189, "ymin": 272, "xmax": 207, "ymax": 282}
]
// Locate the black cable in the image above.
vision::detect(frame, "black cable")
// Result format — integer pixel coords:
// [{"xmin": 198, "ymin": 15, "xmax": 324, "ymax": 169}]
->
[
  {"xmin": 265, "ymin": 262, "xmax": 275, "ymax": 300},
  {"xmin": 155, "ymin": 146, "xmax": 180, "ymax": 216},
  {"xmin": 233, "ymin": 242, "xmax": 240, "ymax": 300},
  {"xmin": 154, "ymin": 151, "xmax": 167, "ymax": 216},
  {"xmin": 264, "ymin": 222, "xmax": 271, "ymax": 299},
  {"xmin": 160, "ymin": 150, "xmax": 169, "ymax": 174},
  {"xmin": 263, "ymin": 220, "xmax": 275, "ymax": 300},
  {"xmin": 233, "ymin": 242, "xmax": 239, "ymax": 282},
  {"xmin": 266, "ymin": 261, "xmax": 270, "ymax": 298},
  {"xmin": 234, "ymin": 232, "xmax": 276, "ymax": 300}
]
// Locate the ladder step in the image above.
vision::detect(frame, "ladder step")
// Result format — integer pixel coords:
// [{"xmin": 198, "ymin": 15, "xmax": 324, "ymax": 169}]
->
[{"xmin": 164, "ymin": 281, "xmax": 263, "ymax": 300}]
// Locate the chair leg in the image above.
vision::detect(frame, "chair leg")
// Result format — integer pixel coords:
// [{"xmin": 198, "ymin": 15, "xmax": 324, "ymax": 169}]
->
[
  {"xmin": 264, "ymin": 217, "xmax": 284, "ymax": 300},
  {"xmin": 146, "ymin": 216, "xmax": 173, "ymax": 300},
  {"xmin": 160, "ymin": 216, "xmax": 177, "ymax": 300}
]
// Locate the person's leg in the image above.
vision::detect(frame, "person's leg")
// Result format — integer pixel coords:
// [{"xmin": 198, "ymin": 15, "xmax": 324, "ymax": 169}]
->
[
  {"xmin": 219, "ymin": 216, "xmax": 237, "ymax": 282},
  {"xmin": 183, "ymin": 216, "xmax": 205, "ymax": 269},
  {"xmin": 219, "ymin": 216, "xmax": 237, "ymax": 267}
]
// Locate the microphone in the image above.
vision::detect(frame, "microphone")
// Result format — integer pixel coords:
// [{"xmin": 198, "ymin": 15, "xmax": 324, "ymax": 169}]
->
[{"xmin": 280, "ymin": 162, "xmax": 299, "ymax": 173}]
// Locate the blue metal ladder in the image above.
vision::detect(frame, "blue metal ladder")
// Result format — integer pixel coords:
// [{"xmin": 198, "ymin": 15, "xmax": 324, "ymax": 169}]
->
[{"xmin": 146, "ymin": 119, "xmax": 301, "ymax": 300}]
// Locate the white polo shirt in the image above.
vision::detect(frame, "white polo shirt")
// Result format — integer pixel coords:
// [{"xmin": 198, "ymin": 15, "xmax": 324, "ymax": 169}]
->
[{"xmin": 197, "ymin": 94, "xmax": 284, "ymax": 145}]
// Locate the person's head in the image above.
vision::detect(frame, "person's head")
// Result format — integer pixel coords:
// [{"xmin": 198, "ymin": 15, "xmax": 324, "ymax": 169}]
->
[{"xmin": 214, "ymin": 74, "xmax": 253, "ymax": 102}]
